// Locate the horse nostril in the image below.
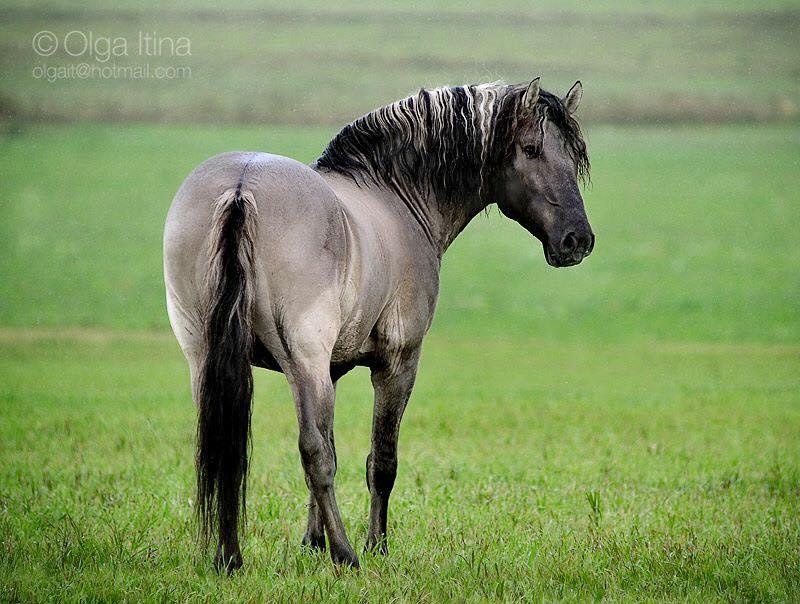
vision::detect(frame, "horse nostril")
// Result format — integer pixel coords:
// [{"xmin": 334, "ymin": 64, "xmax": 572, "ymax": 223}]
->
[{"xmin": 561, "ymin": 232, "xmax": 577, "ymax": 254}]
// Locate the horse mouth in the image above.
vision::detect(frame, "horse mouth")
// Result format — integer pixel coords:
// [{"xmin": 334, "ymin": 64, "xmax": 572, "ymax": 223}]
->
[{"xmin": 544, "ymin": 246, "xmax": 587, "ymax": 268}]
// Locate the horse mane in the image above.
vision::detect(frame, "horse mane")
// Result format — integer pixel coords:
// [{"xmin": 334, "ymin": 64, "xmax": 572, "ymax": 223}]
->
[{"xmin": 314, "ymin": 82, "xmax": 590, "ymax": 205}]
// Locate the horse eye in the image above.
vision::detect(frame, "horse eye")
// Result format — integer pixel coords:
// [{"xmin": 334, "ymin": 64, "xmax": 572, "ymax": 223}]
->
[{"xmin": 523, "ymin": 145, "xmax": 540, "ymax": 159}]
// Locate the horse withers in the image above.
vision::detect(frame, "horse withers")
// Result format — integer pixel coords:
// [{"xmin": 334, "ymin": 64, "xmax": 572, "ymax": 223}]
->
[{"xmin": 163, "ymin": 78, "xmax": 593, "ymax": 571}]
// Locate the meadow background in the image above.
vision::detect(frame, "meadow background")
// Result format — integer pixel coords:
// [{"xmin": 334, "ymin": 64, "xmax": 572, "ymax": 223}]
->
[{"xmin": 1, "ymin": 1, "xmax": 799, "ymax": 601}]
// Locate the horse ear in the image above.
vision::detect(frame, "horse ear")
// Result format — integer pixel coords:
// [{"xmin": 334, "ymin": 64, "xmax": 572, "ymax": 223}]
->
[
  {"xmin": 564, "ymin": 80, "xmax": 583, "ymax": 114},
  {"xmin": 522, "ymin": 77, "xmax": 540, "ymax": 115}
]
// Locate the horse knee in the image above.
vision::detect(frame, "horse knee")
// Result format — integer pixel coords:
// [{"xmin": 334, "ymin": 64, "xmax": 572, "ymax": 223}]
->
[{"xmin": 366, "ymin": 452, "xmax": 397, "ymax": 496}]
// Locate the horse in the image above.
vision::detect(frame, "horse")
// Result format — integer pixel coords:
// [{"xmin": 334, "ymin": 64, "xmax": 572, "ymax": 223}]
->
[{"xmin": 163, "ymin": 77, "xmax": 594, "ymax": 572}]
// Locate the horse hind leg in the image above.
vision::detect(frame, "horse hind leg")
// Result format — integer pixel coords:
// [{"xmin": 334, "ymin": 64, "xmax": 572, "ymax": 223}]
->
[
  {"xmin": 301, "ymin": 378, "xmax": 343, "ymax": 552},
  {"xmin": 294, "ymin": 370, "xmax": 357, "ymax": 567},
  {"xmin": 277, "ymin": 326, "xmax": 358, "ymax": 568}
]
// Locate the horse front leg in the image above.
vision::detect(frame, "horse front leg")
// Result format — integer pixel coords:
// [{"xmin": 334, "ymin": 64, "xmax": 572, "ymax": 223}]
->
[
  {"xmin": 365, "ymin": 347, "xmax": 421, "ymax": 554},
  {"xmin": 301, "ymin": 492, "xmax": 326, "ymax": 551}
]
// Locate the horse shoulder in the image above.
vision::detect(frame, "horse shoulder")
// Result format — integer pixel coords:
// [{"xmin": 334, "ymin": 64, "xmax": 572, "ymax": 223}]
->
[{"xmin": 370, "ymin": 250, "xmax": 440, "ymax": 361}]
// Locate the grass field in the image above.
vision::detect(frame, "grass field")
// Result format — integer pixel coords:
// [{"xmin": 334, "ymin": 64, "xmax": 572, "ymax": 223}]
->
[
  {"xmin": 1, "ymin": 122, "xmax": 799, "ymax": 601},
  {"xmin": 2, "ymin": 123, "xmax": 799, "ymax": 342},
  {"xmin": 1, "ymin": 331, "xmax": 798, "ymax": 601}
]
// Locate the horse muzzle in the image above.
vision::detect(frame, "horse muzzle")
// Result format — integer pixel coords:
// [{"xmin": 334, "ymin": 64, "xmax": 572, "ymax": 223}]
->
[{"xmin": 544, "ymin": 229, "xmax": 595, "ymax": 267}]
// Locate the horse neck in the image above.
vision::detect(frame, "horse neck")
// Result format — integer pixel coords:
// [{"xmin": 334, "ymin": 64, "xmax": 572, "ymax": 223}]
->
[{"xmin": 382, "ymin": 183, "xmax": 487, "ymax": 257}]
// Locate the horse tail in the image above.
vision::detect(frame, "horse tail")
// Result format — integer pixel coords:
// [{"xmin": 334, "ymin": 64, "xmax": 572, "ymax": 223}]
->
[{"xmin": 196, "ymin": 186, "xmax": 258, "ymax": 557}]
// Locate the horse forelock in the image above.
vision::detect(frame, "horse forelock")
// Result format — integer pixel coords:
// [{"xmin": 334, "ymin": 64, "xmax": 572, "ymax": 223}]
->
[{"xmin": 315, "ymin": 82, "xmax": 589, "ymax": 204}]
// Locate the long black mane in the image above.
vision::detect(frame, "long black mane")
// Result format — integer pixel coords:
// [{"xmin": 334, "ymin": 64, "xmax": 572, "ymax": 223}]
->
[{"xmin": 315, "ymin": 83, "xmax": 589, "ymax": 205}]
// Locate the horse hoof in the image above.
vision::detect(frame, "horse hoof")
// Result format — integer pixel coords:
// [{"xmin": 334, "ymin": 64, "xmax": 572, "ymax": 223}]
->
[
  {"xmin": 365, "ymin": 537, "xmax": 388, "ymax": 555},
  {"xmin": 331, "ymin": 546, "xmax": 360, "ymax": 569},
  {"xmin": 301, "ymin": 531, "xmax": 326, "ymax": 552},
  {"xmin": 214, "ymin": 551, "xmax": 243, "ymax": 575}
]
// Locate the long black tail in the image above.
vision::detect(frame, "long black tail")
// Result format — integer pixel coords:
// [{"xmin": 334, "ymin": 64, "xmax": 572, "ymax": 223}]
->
[{"xmin": 196, "ymin": 187, "xmax": 258, "ymax": 553}]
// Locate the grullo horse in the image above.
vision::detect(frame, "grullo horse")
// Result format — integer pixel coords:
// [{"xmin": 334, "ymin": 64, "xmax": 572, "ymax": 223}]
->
[{"xmin": 164, "ymin": 78, "xmax": 593, "ymax": 571}]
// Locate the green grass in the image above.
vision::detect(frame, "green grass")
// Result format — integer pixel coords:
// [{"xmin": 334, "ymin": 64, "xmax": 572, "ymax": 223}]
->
[
  {"xmin": 1, "ymin": 122, "xmax": 799, "ymax": 601},
  {"xmin": 1, "ymin": 333, "xmax": 798, "ymax": 601},
  {"xmin": 2, "ymin": 2, "xmax": 799, "ymax": 124},
  {"xmin": 1, "ymin": 123, "xmax": 798, "ymax": 342}
]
